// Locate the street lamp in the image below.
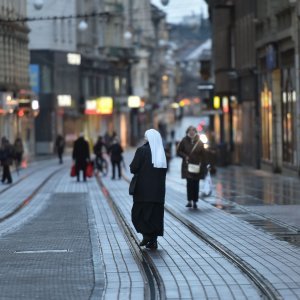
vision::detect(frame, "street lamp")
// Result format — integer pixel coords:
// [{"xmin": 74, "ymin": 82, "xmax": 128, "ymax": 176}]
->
[
  {"xmin": 33, "ymin": 0, "xmax": 44, "ymax": 10},
  {"xmin": 124, "ymin": 31, "xmax": 133, "ymax": 41},
  {"xmin": 78, "ymin": 20, "xmax": 88, "ymax": 31}
]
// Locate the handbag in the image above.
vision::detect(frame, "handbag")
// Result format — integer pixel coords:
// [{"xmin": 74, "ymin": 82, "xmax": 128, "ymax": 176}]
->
[
  {"xmin": 187, "ymin": 140, "xmax": 201, "ymax": 174},
  {"xmin": 188, "ymin": 163, "xmax": 201, "ymax": 174},
  {"xmin": 129, "ymin": 174, "xmax": 138, "ymax": 196},
  {"xmin": 70, "ymin": 164, "xmax": 76, "ymax": 177},
  {"xmin": 85, "ymin": 162, "xmax": 94, "ymax": 178}
]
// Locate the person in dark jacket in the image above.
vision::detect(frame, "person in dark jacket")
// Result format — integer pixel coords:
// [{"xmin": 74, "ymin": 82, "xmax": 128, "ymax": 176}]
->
[
  {"xmin": 72, "ymin": 133, "xmax": 90, "ymax": 182},
  {"xmin": 130, "ymin": 129, "xmax": 167, "ymax": 249},
  {"xmin": 177, "ymin": 126, "xmax": 207, "ymax": 209},
  {"xmin": 0, "ymin": 137, "xmax": 14, "ymax": 184},
  {"xmin": 108, "ymin": 137, "xmax": 123, "ymax": 179},
  {"xmin": 55, "ymin": 134, "xmax": 65, "ymax": 164},
  {"xmin": 93, "ymin": 135, "xmax": 107, "ymax": 172},
  {"xmin": 13, "ymin": 136, "xmax": 24, "ymax": 172}
]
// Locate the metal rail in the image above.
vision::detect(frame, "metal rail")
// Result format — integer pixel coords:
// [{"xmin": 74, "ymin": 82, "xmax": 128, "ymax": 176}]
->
[
  {"xmin": 0, "ymin": 161, "xmax": 58, "ymax": 195},
  {"xmin": 165, "ymin": 205, "xmax": 281, "ymax": 300},
  {"xmin": 0, "ymin": 167, "xmax": 63, "ymax": 223},
  {"xmin": 122, "ymin": 173, "xmax": 281, "ymax": 300},
  {"xmin": 96, "ymin": 175, "xmax": 165, "ymax": 300}
]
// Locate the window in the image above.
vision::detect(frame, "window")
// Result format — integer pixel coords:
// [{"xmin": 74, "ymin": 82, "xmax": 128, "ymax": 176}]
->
[
  {"xmin": 41, "ymin": 65, "xmax": 52, "ymax": 93},
  {"xmin": 261, "ymin": 80, "xmax": 272, "ymax": 160},
  {"xmin": 281, "ymin": 68, "xmax": 296, "ymax": 164}
]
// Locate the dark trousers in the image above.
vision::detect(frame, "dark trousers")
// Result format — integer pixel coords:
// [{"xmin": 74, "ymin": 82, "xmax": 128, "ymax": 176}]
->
[
  {"xmin": 186, "ymin": 178, "xmax": 200, "ymax": 202},
  {"xmin": 57, "ymin": 151, "xmax": 63, "ymax": 164},
  {"xmin": 2, "ymin": 165, "xmax": 12, "ymax": 183},
  {"xmin": 75, "ymin": 162, "xmax": 87, "ymax": 182},
  {"xmin": 15, "ymin": 153, "xmax": 22, "ymax": 167},
  {"xmin": 111, "ymin": 161, "xmax": 121, "ymax": 179}
]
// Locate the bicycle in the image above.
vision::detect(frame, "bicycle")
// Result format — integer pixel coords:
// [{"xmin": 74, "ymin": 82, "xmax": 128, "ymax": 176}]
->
[{"xmin": 94, "ymin": 155, "xmax": 109, "ymax": 177}]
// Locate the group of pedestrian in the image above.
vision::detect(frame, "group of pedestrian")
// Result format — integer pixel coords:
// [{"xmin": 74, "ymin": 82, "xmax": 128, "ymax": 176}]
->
[
  {"xmin": 93, "ymin": 133, "xmax": 124, "ymax": 179},
  {"xmin": 71, "ymin": 131, "xmax": 124, "ymax": 182},
  {"xmin": 129, "ymin": 125, "xmax": 208, "ymax": 250},
  {"xmin": 0, "ymin": 136, "xmax": 24, "ymax": 184}
]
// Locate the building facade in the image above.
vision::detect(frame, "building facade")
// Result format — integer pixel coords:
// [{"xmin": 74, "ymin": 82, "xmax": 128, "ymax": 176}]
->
[
  {"xmin": 0, "ymin": 0, "xmax": 36, "ymax": 155},
  {"xmin": 255, "ymin": 0, "xmax": 299, "ymax": 175},
  {"xmin": 206, "ymin": 0, "xmax": 300, "ymax": 176}
]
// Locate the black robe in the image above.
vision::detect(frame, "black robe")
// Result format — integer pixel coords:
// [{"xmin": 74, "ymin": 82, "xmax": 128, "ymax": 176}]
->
[{"xmin": 130, "ymin": 143, "xmax": 167, "ymax": 236}]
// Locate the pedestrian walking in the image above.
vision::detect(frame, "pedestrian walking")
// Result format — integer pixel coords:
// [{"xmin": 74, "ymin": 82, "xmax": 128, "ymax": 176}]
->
[
  {"xmin": 72, "ymin": 133, "xmax": 90, "ymax": 182},
  {"xmin": 130, "ymin": 129, "xmax": 167, "ymax": 249},
  {"xmin": 55, "ymin": 134, "xmax": 65, "ymax": 164},
  {"xmin": 108, "ymin": 137, "xmax": 123, "ymax": 179},
  {"xmin": 0, "ymin": 137, "xmax": 14, "ymax": 184},
  {"xmin": 93, "ymin": 135, "xmax": 107, "ymax": 173},
  {"xmin": 13, "ymin": 136, "xmax": 24, "ymax": 172},
  {"xmin": 170, "ymin": 129, "xmax": 175, "ymax": 141},
  {"xmin": 176, "ymin": 126, "xmax": 207, "ymax": 209}
]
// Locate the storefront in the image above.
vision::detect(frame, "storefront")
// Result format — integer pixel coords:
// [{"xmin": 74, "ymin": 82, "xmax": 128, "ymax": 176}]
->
[
  {"xmin": 281, "ymin": 53, "xmax": 297, "ymax": 166},
  {"xmin": 260, "ymin": 79, "xmax": 273, "ymax": 162}
]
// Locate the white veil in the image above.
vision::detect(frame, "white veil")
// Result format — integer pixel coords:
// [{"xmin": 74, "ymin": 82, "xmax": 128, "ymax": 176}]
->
[{"xmin": 145, "ymin": 129, "xmax": 167, "ymax": 169}]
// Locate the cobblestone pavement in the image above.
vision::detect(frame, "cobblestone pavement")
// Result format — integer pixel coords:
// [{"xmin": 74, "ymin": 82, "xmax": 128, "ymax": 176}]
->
[
  {"xmin": 102, "ymin": 177, "xmax": 262, "ymax": 299},
  {"xmin": 0, "ymin": 153, "xmax": 299, "ymax": 299},
  {"xmin": 120, "ymin": 149, "xmax": 300, "ymax": 299},
  {"xmin": 0, "ymin": 160, "xmax": 145, "ymax": 300}
]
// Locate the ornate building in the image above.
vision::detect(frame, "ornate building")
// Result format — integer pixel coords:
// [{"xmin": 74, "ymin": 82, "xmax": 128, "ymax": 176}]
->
[{"xmin": 0, "ymin": 0, "xmax": 35, "ymax": 154}]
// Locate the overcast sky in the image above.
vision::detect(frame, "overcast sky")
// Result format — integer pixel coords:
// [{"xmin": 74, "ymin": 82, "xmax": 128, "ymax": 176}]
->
[{"xmin": 151, "ymin": 0, "xmax": 208, "ymax": 24}]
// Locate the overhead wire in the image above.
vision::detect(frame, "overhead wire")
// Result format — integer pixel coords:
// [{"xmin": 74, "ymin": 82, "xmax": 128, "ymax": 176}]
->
[{"xmin": 0, "ymin": 11, "xmax": 111, "ymax": 23}]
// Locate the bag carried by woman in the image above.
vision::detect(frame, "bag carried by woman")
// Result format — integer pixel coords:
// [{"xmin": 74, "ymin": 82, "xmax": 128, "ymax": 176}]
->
[
  {"xmin": 129, "ymin": 174, "xmax": 138, "ymax": 195},
  {"xmin": 187, "ymin": 140, "xmax": 201, "ymax": 174}
]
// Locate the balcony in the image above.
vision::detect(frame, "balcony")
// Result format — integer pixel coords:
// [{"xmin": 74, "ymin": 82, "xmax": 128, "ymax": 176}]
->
[
  {"xmin": 99, "ymin": 46, "xmax": 136, "ymax": 62},
  {"xmin": 104, "ymin": 2, "xmax": 123, "ymax": 14}
]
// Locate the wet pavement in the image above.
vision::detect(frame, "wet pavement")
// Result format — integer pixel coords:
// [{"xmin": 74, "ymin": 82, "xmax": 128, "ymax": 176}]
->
[{"xmin": 0, "ymin": 149, "xmax": 299, "ymax": 299}]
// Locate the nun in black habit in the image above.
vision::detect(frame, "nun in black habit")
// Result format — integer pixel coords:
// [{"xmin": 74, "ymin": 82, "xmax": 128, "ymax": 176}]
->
[{"xmin": 130, "ymin": 129, "xmax": 167, "ymax": 249}]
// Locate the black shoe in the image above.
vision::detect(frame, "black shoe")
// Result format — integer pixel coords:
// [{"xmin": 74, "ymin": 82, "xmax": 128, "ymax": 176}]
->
[
  {"xmin": 139, "ymin": 236, "xmax": 151, "ymax": 246},
  {"xmin": 193, "ymin": 202, "xmax": 198, "ymax": 209},
  {"xmin": 111, "ymin": 177, "xmax": 115, "ymax": 180},
  {"xmin": 146, "ymin": 240, "xmax": 158, "ymax": 250},
  {"xmin": 185, "ymin": 201, "xmax": 192, "ymax": 208}
]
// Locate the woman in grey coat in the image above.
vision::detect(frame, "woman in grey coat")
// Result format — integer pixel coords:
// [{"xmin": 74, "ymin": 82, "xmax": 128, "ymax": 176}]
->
[{"xmin": 130, "ymin": 129, "xmax": 167, "ymax": 249}]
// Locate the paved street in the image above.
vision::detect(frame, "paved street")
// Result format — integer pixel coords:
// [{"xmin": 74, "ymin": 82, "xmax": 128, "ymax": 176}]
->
[{"xmin": 0, "ymin": 153, "xmax": 299, "ymax": 299}]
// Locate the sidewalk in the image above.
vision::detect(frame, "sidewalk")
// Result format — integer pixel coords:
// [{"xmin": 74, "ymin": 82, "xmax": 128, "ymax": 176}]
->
[
  {"xmin": 0, "ymin": 161, "xmax": 145, "ymax": 299},
  {"xmin": 119, "ymin": 148, "xmax": 300, "ymax": 299},
  {"xmin": 0, "ymin": 151, "xmax": 299, "ymax": 299}
]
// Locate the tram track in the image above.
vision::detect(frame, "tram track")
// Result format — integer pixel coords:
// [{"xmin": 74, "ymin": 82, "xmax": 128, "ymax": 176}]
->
[
  {"xmin": 0, "ymin": 160, "xmax": 58, "ymax": 195},
  {"xmin": 167, "ymin": 175, "xmax": 300, "ymax": 243},
  {"xmin": 0, "ymin": 166, "xmax": 63, "ymax": 223},
  {"xmin": 96, "ymin": 174, "xmax": 165, "ymax": 300},
  {"xmin": 120, "ymin": 173, "xmax": 281, "ymax": 300}
]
